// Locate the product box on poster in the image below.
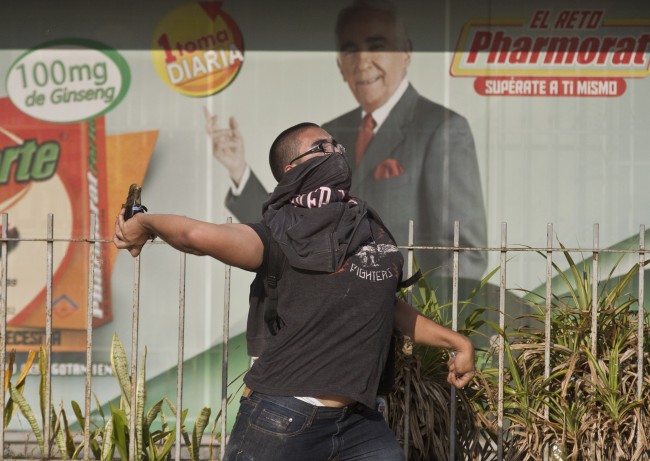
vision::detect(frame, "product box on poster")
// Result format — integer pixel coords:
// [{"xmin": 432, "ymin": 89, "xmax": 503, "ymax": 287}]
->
[
  {"xmin": 0, "ymin": 97, "xmax": 112, "ymax": 331},
  {"xmin": 0, "ymin": 98, "xmax": 158, "ymax": 344}
]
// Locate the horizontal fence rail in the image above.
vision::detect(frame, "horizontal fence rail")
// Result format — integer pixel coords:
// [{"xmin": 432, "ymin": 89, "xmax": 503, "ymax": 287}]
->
[{"xmin": 0, "ymin": 213, "xmax": 648, "ymax": 460}]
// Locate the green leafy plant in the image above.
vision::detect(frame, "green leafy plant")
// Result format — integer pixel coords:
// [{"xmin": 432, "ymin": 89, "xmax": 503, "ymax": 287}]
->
[
  {"xmin": 3, "ymin": 347, "xmax": 74, "ymax": 458},
  {"xmin": 3, "ymin": 349, "xmax": 37, "ymax": 428},
  {"xmin": 3, "ymin": 335, "xmax": 213, "ymax": 461},
  {"xmin": 91, "ymin": 333, "xmax": 211, "ymax": 461},
  {"xmin": 470, "ymin": 248, "xmax": 650, "ymax": 460}
]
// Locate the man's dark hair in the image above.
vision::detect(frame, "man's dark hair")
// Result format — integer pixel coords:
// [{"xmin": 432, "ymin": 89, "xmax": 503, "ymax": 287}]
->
[
  {"xmin": 335, "ymin": 0, "xmax": 410, "ymax": 51},
  {"xmin": 269, "ymin": 122, "xmax": 321, "ymax": 181}
]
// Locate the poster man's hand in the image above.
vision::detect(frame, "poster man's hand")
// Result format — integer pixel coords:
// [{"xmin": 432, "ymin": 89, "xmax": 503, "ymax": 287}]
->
[{"xmin": 203, "ymin": 108, "xmax": 247, "ymax": 185}]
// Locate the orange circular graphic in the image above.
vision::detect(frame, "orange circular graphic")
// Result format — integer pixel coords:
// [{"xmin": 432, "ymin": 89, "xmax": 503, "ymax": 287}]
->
[{"xmin": 151, "ymin": 2, "xmax": 244, "ymax": 97}]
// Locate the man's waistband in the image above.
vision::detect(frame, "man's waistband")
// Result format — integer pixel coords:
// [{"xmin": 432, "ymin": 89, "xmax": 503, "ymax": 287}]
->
[{"xmin": 241, "ymin": 388, "xmax": 370, "ymax": 415}]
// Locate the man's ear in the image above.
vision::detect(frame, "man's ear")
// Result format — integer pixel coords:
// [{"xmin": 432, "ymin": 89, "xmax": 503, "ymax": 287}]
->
[{"xmin": 283, "ymin": 164, "xmax": 294, "ymax": 174}]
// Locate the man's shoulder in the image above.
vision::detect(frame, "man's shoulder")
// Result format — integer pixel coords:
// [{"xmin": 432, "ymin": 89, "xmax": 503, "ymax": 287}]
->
[
  {"xmin": 403, "ymin": 89, "xmax": 471, "ymax": 134},
  {"xmin": 410, "ymin": 89, "xmax": 464, "ymax": 121}
]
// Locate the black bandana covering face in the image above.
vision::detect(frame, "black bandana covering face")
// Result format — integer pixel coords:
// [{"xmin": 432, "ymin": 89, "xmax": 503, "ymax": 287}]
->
[
  {"xmin": 297, "ymin": 152, "xmax": 352, "ymax": 193},
  {"xmin": 289, "ymin": 155, "xmax": 358, "ymax": 209},
  {"xmin": 264, "ymin": 153, "xmax": 353, "ymax": 211},
  {"xmin": 262, "ymin": 153, "xmax": 372, "ymax": 273}
]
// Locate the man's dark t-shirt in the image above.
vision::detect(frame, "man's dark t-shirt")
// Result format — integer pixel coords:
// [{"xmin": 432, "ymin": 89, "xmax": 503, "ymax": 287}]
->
[{"xmin": 244, "ymin": 220, "xmax": 403, "ymax": 408}]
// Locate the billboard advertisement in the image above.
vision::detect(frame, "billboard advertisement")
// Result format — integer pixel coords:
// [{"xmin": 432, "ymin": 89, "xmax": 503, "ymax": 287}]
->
[{"xmin": 1, "ymin": 0, "xmax": 648, "ymax": 427}]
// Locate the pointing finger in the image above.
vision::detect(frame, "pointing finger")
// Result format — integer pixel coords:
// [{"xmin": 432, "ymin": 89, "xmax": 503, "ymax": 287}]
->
[{"xmin": 229, "ymin": 116, "xmax": 239, "ymax": 133}]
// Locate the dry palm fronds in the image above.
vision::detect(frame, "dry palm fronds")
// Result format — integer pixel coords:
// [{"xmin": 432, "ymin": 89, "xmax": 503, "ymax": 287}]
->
[
  {"xmin": 387, "ymin": 351, "xmax": 483, "ymax": 460},
  {"xmin": 399, "ymin": 251, "xmax": 650, "ymax": 460}
]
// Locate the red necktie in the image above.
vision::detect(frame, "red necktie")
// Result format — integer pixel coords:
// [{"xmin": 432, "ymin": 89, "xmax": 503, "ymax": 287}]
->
[{"xmin": 355, "ymin": 113, "xmax": 376, "ymax": 165}]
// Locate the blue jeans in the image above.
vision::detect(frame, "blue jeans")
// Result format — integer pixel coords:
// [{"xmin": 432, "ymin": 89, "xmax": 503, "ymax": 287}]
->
[{"xmin": 223, "ymin": 391, "xmax": 404, "ymax": 461}]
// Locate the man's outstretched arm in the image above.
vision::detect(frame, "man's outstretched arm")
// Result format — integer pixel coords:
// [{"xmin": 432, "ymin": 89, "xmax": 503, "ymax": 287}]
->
[
  {"xmin": 393, "ymin": 299, "xmax": 475, "ymax": 388},
  {"xmin": 113, "ymin": 209, "xmax": 263, "ymax": 271}
]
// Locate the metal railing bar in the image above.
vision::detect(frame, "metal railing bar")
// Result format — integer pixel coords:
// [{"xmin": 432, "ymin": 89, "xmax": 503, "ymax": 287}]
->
[
  {"xmin": 449, "ymin": 221, "xmax": 460, "ymax": 461},
  {"xmin": 406, "ymin": 220, "xmax": 414, "ymax": 312},
  {"xmin": 397, "ymin": 245, "xmax": 650, "ymax": 254},
  {"xmin": 0, "ymin": 238, "xmax": 114, "ymax": 244},
  {"xmin": 497, "ymin": 223, "xmax": 507, "ymax": 461},
  {"xmin": 589, "ymin": 224, "xmax": 599, "ymax": 458},
  {"xmin": 402, "ymin": 220, "xmax": 415, "ymax": 461},
  {"xmin": 220, "ymin": 218, "xmax": 232, "ymax": 461},
  {"xmin": 0, "ymin": 235, "xmax": 647, "ymax": 256},
  {"xmin": 637, "ymin": 225, "xmax": 645, "ymax": 453},
  {"xmin": 174, "ymin": 252, "xmax": 187, "ymax": 461},
  {"xmin": 543, "ymin": 224, "xmax": 553, "ymax": 461},
  {"xmin": 44, "ymin": 214, "xmax": 54, "ymax": 459},
  {"xmin": 544, "ymin": 223, "xmax": 553, "ymax": 386},
  {"xmin": 1, "ymin": 214, "xmax": 8, "ymax": 461},
  {"xmin": 591, "ymin": 224, "xmax": 599, "ymax": 357},
  {"xmin": 406, "ymin": 220, "xmax": 414, "ymax": 305},
  {"xmin": 83, "ymin": 214, "xmax": 97, "ymax": 461},
  {"xmin": 128, "ymin": 256, "xmax": 141, "ymax": 461},
  {"xmin": 220, "ymin": 271, "xmax": 231, "ymax": 460},
  {"xmin": 4, "ymin": 458, "xmax": 64, "ymax": 461},
  {"xmin": 0, "ymin": 238, "xmax": 166, "ymax": 245}
]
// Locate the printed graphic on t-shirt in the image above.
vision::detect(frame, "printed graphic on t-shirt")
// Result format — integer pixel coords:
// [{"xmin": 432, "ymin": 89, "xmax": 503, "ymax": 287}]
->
[{"xmin": 348, "ymin": 242, "xmax": 400, "ymax": 282}]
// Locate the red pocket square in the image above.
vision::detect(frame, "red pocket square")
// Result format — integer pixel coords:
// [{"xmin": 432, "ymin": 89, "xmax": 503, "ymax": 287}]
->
[{"xmin": 373, "ymin": 158, "xmax": 405, "ymax": 181}]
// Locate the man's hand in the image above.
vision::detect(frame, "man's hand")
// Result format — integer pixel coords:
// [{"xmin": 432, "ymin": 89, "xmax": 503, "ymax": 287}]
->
[
  {"xmin": 447, "ymin": 337, "xmax": 475, "ymax": 389},
  {"xmin": 203, "ymin": 108, "xmax": 247, "ymax": 185},
  {"xmin": 113, "ymin": 208, "xmax": 149, "ymax": 257}
]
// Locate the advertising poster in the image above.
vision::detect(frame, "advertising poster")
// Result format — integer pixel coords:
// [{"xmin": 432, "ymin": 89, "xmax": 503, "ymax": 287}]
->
[
  {"xmin": 1, "ymin": 0, "xmax": 649, "ymax": 429},
  {"xmin": 1, "ymin": 41, "xmax": 156, "ymax": 354}
]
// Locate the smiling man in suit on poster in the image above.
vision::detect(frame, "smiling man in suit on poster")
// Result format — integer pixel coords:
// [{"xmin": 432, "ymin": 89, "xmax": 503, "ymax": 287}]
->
[{"xmin": 206, "ymin": 0, "xmax": 487, "ymax": 284}]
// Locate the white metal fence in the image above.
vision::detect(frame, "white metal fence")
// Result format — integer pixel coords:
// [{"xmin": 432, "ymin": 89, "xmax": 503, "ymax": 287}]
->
[{"xmin": 1, "ymin": 214, "xmax": 648, "ymax": 460}]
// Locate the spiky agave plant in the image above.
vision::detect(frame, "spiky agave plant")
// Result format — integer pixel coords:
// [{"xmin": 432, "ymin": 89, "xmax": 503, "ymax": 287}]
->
[
  {"xmin": 104, "ymin": 333, "xmax": 212, "ymax": 461},
  {"xmin": 471, "ymin": 247, "xmax": 650, "ymax": 461},
  {"xmin": 3, "ymin": 347, "xmax": 79, "ymax": 459}
]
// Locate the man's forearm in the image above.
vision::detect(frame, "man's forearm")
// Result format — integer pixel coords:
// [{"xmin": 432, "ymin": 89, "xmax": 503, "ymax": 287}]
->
[
  {"xmin": 135, "ymin": 214, "xmax": 206, "ymax": 255},
  {"xmin": 116, "ymin": 212, "xmax": 263, "ymax": 269},
  {"xmin": 394, "ymin": 299, "xmax": 475, "ymax": 387},
  {"xmin": 393, "ymin": 300, "xmax": 473, "ymax": 352}
]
